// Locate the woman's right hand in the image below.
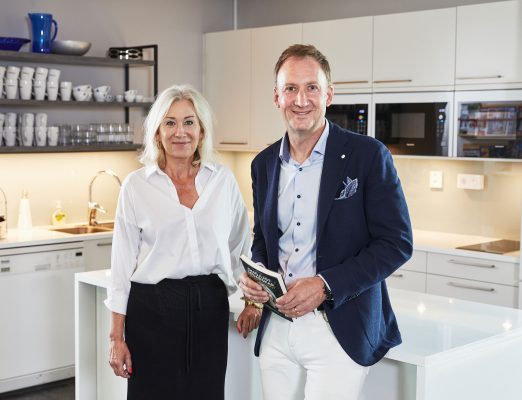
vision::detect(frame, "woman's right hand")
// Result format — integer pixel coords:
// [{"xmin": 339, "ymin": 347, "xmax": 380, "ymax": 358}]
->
[{"xmin": 109, "ymin": 339, "xmax": 133, "ymax": 378}]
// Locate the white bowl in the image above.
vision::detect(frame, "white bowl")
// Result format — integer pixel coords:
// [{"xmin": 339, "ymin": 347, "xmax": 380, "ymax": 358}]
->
[{"xmin": 51, "ymin": 40, "xmax": 91, "ymax": 56}]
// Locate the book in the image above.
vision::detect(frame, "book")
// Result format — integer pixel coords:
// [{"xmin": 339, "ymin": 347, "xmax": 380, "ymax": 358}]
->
[{"xmin": 240, "ymin": 254, "xmax": 293, "ymax": 322}]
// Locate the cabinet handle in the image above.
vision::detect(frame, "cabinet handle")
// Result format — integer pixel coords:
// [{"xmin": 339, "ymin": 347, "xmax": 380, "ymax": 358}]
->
[
  {"xmin": 405, "ymin": 143, "xmax": 416, "ymax": 147},
  {"xmin": 456, "ymin": 75, "xmax": 502, "ymax": 80},
  {"xmin": 97, "ymin": 242, "xmax": 112, "ymax": 247},
  {"xmin": 0, "ymin": 267, "xmax": 10, "ymax": 273},
  {"xmin": 0, "ymin": 259, "xmax": 10, "ymax": 264},
  {"xmin": 391, "ymin": 273, "xmax": 404, "ymax": 278},
  {"xmin": 373, "ymin": 79, "xmax": 413, "ymax": 84},
  {"xmin": 219, "ymin": 141, "xmax": 248, "ymax": 145},
  {"xmin": 333, "ymin": 80, "xmax": 369, "ymax": 85},
  {"xmin": 447, "ymin": 281, "xmax": 495, "ymax": 292},
  {"xmin": 448, "ymin": 259, "xmax": 496, "ymax": 269}
]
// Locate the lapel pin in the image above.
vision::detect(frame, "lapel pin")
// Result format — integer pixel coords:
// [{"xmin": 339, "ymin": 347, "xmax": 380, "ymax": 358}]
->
[{"xmin": 341, "ymin": 154, "xmax": 345, "ymax": 159}]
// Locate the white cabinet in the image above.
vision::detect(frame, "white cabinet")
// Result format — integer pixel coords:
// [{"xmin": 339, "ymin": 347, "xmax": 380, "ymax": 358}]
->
[
  {"xmin": 373, "ymin": 8, "xmax": 456, "ymax": 91},
  {"xmin": 386, "ymin": 250, "xmax": 427, "ymax": 292},
  {"xmin": 83, "ymin": 238, "xmax": 112, "ymax": 271},
  {"xmin": 302, "ymin": 17, "xmax": 373, "ymax": 93},
  {"xmin": 456, "ymin": 0, "xmax": 522, "ymax": 89},
  {"xmin": 250, "ymin": 24, "xmax": 302, "ymax": 150},
  {"xmin": 204, "ymin": 29, "xmax": 251, "ymax": 150}
]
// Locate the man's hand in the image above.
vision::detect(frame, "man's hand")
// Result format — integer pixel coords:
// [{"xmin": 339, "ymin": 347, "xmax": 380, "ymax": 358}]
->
[
  {"xmin": 239, "ymin": 271, "xmax": 270, "ymax": 303},
  {"xmin": 276, "ymin": 276, "xmax": 326, "ymax": 318}
]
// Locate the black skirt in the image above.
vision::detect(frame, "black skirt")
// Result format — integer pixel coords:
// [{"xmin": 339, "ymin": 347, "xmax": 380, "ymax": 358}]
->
[{"xmin": 125, "ymin": 274, "xmax": 230, "ymax": 400}]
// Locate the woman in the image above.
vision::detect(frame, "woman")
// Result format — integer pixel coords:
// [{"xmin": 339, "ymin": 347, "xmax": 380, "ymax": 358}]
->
[{"xmin": 106, "ymin": 84, "xmax": 256, "ymax": 399}]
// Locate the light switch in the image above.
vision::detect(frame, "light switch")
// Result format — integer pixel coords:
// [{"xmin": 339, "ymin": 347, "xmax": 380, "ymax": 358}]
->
[
  {"xmin": 457, "ymin": 173, "xmax": 484, "ymax": 190},
  {"xmin": 429, "ymin": 171, "xmax": 443, "ymax": 189}
]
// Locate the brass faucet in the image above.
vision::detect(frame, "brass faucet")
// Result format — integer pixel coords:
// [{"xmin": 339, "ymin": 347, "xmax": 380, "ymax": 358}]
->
[{"xmin": 88, "ymin": 170, "xmax": 122, "ymax": 226}]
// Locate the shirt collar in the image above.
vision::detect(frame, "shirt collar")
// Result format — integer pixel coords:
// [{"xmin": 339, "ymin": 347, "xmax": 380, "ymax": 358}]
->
[
  {"xmin": 279, "ymin": 120, "xmax": 330, "ymax": 164},
  {"xmin": 145, "ymin": 161, "xmax": 216, "ymax": 179}
]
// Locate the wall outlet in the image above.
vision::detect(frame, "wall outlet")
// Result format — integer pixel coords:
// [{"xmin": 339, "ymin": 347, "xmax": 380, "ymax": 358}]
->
[
  {"xmin": 429, "ymin": 171, "xmax": 443, "ymax": 189},
  {"xmin": 457, "ymin": 173, "xmax": 485, "ymax": 190}
]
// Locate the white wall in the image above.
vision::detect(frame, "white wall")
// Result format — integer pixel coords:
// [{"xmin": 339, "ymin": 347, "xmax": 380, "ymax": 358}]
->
[{"xmin": 237, "ymin": 0, "xmax": 507, "ymax": 28}]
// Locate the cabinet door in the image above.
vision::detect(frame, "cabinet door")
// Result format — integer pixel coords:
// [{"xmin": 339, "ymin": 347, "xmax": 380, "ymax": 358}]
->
[
  {"xmin": 456, "ymin": 0, "xmax": 522, "ymax": 88},
  {"xmin": 373, "ymin": 8, "xmax": 456, "ymax": 90},
  {"xmin": 386, "ymin": 270, "xmax": 426, "ymax": 293},
  {"xmin": 250, "ymin": 24, "xmax": 302, "ymax": 150},
  {"xmin": 302, "ymin": 17, "xmax": 373, "ymax": 93},
  {"xmin": 400, "ymin": 250, "xmax": 427, "ymax": 273},
  {"xmin": 84, "ymin": 238, "xmax": 113, "ymax": 271},
  {"xmin": 204, "ymin": 30, "xmax": 251, "ymax": 150}
]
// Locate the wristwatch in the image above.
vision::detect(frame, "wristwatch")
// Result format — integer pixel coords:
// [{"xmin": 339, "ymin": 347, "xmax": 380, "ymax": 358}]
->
[
  {"xmin": 323, "ymin": 282, "xmax": 334, "ymax": 302},
  {"xmin": 241, "ymin": 297, "xmax": 263, "ymax": 309}
]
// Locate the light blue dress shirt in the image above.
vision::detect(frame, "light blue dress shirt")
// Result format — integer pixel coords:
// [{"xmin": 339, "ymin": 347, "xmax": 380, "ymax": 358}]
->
[{"xmin": 277, "ymin": 122, "xmax": 330, "ymax": 286}]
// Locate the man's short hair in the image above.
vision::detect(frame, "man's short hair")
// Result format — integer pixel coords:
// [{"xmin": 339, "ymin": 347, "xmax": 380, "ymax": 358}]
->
[{"xmin": 274, "ymin": 44, "xmax": 332, "ymax": 84}]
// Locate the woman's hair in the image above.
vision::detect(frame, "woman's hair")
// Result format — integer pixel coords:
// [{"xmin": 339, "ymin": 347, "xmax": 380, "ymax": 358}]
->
[{"xmin": 139, "ymin": 84, "xmax": 215, "ymax": 168}]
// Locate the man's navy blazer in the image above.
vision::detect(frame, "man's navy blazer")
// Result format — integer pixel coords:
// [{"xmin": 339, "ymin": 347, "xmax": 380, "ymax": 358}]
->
[{"xmin": 250, "ymin": 121, "xmax": 413, "ymax": 367}]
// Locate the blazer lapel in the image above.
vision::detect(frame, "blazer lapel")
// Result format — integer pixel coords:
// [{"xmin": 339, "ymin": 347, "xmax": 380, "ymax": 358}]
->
[
  {"xmin": 264, "ymin": 145, "xmax": 281, "ymax": 271},
  {"xmin": 317, "ymin": 125, "xmax": 353, "ymax": 244}
]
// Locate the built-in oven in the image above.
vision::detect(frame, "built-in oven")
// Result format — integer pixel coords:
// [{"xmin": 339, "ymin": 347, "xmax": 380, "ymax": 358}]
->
[
  {"xmin": 454, "ymin": 90, "xmax": 522, "ymax": 160},
  {"xmin": 325, "ymin": 93, "xmax": 371, "ymax": 135},
  {"xmin": 372, "ymin": 92, "xmax": 453, "ymax": 156}
]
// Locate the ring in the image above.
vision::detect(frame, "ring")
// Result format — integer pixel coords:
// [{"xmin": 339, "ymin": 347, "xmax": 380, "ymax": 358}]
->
[{"xmin": 294, "ymin": 307, "xmax": 299, "ymax": 315}]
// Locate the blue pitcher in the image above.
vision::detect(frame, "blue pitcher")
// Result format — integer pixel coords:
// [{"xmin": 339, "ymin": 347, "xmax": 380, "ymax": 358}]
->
[{"xmin": 28, "ymin": 13, "xmax": 58, "ymax": 53}]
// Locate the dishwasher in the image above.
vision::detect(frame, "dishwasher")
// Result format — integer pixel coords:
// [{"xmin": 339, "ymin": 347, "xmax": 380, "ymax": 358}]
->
[{"xmin": 0, "ymin": 241, "xmax": 85, "ymax": 393}]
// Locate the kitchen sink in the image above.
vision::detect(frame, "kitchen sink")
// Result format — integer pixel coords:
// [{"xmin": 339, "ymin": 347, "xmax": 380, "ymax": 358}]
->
[
  {"xmin": 95, "ymin": 222, "xmax": 114, "ymax": 229},
  {"xmin": 51, "ymin": 225, "xmax": 113, "ymax": 235}
]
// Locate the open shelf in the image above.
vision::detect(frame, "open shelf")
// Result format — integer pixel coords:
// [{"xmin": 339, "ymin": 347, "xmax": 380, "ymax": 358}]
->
[
  {"xmin": 0, "ymin": 99, "xmax": 152, "ymax": 109},
  {"xmin": 0, "ymin": 144, "xmax": 142, "ymax": 154}
]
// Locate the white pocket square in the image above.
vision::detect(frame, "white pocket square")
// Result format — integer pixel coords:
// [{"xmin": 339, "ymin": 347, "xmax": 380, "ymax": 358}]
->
[{"xmin": 335, "ymin": 176, "xmax": 358, "ymax": 200}]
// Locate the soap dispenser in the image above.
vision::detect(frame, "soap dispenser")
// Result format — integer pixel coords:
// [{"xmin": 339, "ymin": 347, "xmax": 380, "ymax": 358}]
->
[
  {"xmin": 51, "ymin": 200, "xmax": 68, "ymax": 226},
  {"xmin": 17, "ymin": 190, "xmax": 33, "ymax": 231}
]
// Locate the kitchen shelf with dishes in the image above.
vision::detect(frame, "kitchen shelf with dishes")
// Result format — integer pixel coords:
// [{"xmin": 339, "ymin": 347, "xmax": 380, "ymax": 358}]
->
[{"xmin": 0, "ymin": 45, "xmax": 158, "ymax": 153}]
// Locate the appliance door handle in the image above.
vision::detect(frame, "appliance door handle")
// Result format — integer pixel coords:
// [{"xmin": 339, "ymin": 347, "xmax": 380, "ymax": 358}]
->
[
  {"xmin": 456, "ymin": 75, "xmax": 503, "ymax": 80},
  {"xmin": 333, "ymin": 80, "xmax": 369, "ymax": 85},
  {"xmin": 373, "ymin": 79, "xmax": 413, "ymax": 84},
  {"xmin": 447, "ymin": 281, "xmax": 495, "ymax": 292},
  {"xmin": 96, "ymin": 242, "xmax": 113, "ymax": 247},
  {"xmin": 390, "ymin": 273, "xmax": 404, "ymax": 278},
  {"xmin": 219, "ymin": 141, "xmax": 248, "ymax": 145},
  {"xmin": 448, "ymin": 259, "xmax": 496, "ymax": 269}
]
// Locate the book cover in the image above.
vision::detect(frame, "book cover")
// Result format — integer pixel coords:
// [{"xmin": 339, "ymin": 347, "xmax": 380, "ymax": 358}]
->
[{"xmin": 240, "ymin": 254, "xmax": 293, "ymax": 322}]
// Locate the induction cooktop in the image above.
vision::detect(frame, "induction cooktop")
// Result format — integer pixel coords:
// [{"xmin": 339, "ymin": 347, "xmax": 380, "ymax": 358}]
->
[{"xmin": 456, "ymin": 239, "xmax": 520, "ymax": 254}]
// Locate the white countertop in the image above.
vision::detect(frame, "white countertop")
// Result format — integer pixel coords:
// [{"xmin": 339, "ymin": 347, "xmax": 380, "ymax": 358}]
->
[{"xmin": 76, "ymin": 269, "xmax": 522, "ymax": 368}]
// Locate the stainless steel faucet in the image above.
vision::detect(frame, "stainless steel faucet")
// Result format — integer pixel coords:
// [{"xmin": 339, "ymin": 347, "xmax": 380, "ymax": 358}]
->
[{"xmin": 88, "ymin": 169, "xmax": 122, "ymax": 226}]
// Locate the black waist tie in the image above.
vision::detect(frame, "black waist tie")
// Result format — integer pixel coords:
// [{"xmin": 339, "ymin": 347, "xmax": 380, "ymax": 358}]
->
[{"xmin": 185, "ymin": 280, "xmax": 202, "ymax": 372}]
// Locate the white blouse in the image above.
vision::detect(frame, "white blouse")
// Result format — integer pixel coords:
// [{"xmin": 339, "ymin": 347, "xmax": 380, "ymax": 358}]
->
[{"xmin": 104, "ymin": 162, "xmax": 251, "ymax": 315}]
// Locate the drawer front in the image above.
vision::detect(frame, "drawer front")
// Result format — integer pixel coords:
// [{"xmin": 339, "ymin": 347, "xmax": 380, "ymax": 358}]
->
[
  {"xmin": 400, "ymin": 250, "xmax": 427, "ymax": 272},
  {"xmin": 426, "ymin": 274, "xmax": 518, "ymax": 308},
  {"xmin": 427, "ymin": 253, "xmax": 518, "ymax": 286},
  {"xmin": 386, "ymin": 270, "xmax": 426, "ymax": 293}
]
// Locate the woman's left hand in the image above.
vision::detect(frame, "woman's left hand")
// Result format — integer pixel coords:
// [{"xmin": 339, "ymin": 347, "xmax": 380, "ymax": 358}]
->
[{"xmin": 236, "ymin": 305, "xmax": 262, "ymax": 338}]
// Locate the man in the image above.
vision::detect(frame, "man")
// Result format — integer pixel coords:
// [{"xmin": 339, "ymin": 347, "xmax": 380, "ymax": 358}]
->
[{"xmin": 240, "ymin": 44, "xmax": 413, "ymax": 400}]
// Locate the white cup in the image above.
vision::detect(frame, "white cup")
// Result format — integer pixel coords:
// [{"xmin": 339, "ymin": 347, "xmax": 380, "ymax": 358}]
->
[
  {"xmin": 35, "ymin": 67, "xmax": 48, "ymax": 81},
  {"xmin": 35, "ymin": 113, "xmax": 48, "ymax": 127},
  {"xmin": 20, "ymin": 66, "xmax": 35, "ymax": 80},
  {"xmin": 35, "ymin": 126, "xmax": 47, "ymax": 146},
  {"xmin": 115, "ymin": 94, "xmax": 123, "ymax": 103},
  {"xmin": 6, "ymin": 65, "xmax": 20, "ymax": 80},
  {"xmin": 3, "ymin": 126, "xmax": 17, "ymax": 146},
  {"xmin": 22, "ymin": 113, "xmax": 35, "ymax": 127},
  {"xmin": 5, "ymin": 112, "xmax": 17, "ymax": 127},
  {"xmin": 33, "ymin": 79, "xmax": 46, "ymax": 100},
  {"xmin": 136, "ymin": 94, "xmax": 144, "ymax": 102},
  {"xmin": 22, "ymin": 126, "xmax": 34, "ymax": 146},
  {"xmin": 48, "ymin": 126, "xmax": 59, "ymax": 146},
  {"xmin": 47, "ymin": 80, "xmax": 59, "ymax": 101},
  {"xmin": 5, "ymin": 78, "xmax": 18, "ymax": 99},
  {"xmin": 47, "ymin": 68, "xmax": 61, "ymax": 82},
  {"xmin": 0, "ymin": 113, "xmax": 5, "ymax": 130},
  {"xmin": 19, "ymin": 79, "xmax": 33, "ymax": 100},
  {"xmin": 94, "ymin": 85, "xmax": 111, "ymax": 102},
  {"xmin": 60, "ymin": 81, "xmax": 72, "ymax": 101},
  {"xmin": 124, "ymin": 89, "xmax": 138, "ymax": 103},
  {"xmin": 0, "ymin": 66, "xmax": 5, "ymax": 99}
]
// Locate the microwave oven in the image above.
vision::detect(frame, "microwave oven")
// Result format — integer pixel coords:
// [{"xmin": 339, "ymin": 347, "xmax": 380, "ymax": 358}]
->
[
  {"xmin": 325, "ymin": 93, "xmax": 371, "ymax": 136},
  {"xmin": 454, "ymin": 90, "xmax": 522, "ymax": 160},
  {"xmin": 372, "ymin": 92, "xmax": 453, "ymax": 156}
]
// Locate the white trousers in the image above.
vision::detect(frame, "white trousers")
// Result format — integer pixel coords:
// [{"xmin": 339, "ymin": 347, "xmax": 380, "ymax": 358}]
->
[{"xmin": 259, "ymin": 311, "xmax": 369, "ymax": 400}]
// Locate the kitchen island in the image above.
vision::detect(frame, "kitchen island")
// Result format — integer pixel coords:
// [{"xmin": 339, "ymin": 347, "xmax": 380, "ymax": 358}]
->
[{"xmin": 76, "ymin": 269, "xmax": 522, "ymax": 400}]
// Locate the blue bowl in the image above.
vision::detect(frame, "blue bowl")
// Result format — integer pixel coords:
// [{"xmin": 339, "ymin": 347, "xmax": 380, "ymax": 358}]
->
[{"xmin": 0, "ymin": 37, "xmax": 31, "ymax": 51}]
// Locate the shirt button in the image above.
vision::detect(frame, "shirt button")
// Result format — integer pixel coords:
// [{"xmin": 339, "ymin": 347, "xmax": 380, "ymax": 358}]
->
[
  {"xmin": 295, "ymin": 248, "xmax": 299, "ymax": 252},
  {"xmin": 289, "ymin": 273, "xmax": 293, "ymax": 277},
  {"xmin": 297, "ymin": 222, "xmax": 301, "ymax": 226},
  {"xmin": 299, "ymin": 167, "xmax": 303, "ymax": 172},
  {"xmin": 297, "ymin": 194, "xmax": 301, "ymax": 199}
]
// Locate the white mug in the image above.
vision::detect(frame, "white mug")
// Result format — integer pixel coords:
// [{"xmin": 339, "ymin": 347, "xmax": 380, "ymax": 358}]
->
[
  {"xmin": 47, "ymin": 80, "xmax": 59, "ymax": 101},
  {"xmin": 5, "ymin": 112, "xmax": 17, "ymax": 127},
  {"xmin": 124, "ymin": 89, "xmax": 138, "ymax": 103},
  {"xmin": 47, "ymin": 126, "xmax": 59, "ymax": 146},
  {"xmin": 94, "ymin": 85, "xmax": 111, "ymax": 102},
  {"xmin": 33, "ymin": 79, "xmax": 46, "ymax": 101},
  {"xmin": 6, "ymin": 65, "xmax": 20, "ymax": 80},
  {"xmin": 5, "ymin": 78, "xmax": 18, "ymax": 99},
  {"xmin": 21, "ymin": 113, "xmax": 35, "ymax": 127},
  {"xmin": 0, "ymin": 113, "xmax": 5, "ymax": 129},
  {"xmin": 19, "ymin": 79, "xmax": 33, "ymax": 100},
  {"xmin": 20, "ymin": 66, "xmax": 35, "ymax": 80},
  {"xmin": 34, "ymin": 67, "xmax": 48, "ymax": 81},
  {"xmin": 136, "ymin": 94, "xmax": 144, "ymax": 102},
  {"xmin": 47, "ymin": 68, "xmax": 61, "ymax": 82},
  {"xmin": 22, "ymin": 126, "xmax": 34, "ymax": 146},
  {"xmin": 60, "ymin": 81, "xmax": 72, "ymax": 101},
  {"xmin": 0, "ymin": 66, "xmax": 5, "ymax": 99},
  {"xmin": 35, "ymin": 126, "xmax": 47, "ymax": 146},
  {"xmin": 35, "ymin": 113, "xmax": 48, "ymax": 127},
  {"xmin": 115, "ymin": 94, "xmax": 123, "ymax": 102},
  {"xmin": 3, "ymin": 126, "xmax": 17, "ymax": 146}
]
